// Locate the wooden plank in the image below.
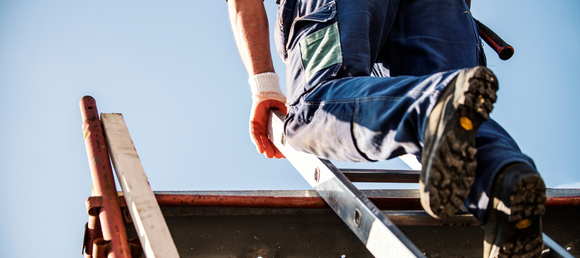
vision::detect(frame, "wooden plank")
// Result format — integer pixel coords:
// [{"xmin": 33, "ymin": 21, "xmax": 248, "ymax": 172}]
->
[{"xmin": 101, "ymin": 113, "xmax": 180, "ymax": 258}]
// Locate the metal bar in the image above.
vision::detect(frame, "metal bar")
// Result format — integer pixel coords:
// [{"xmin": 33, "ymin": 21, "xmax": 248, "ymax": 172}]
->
[
  {"xmin": 545, "ymin": 188, "xmax": 580, "ymax": 196},
  {"xmin": 101, "ymin": 113, "xmax": 179, "ymax": 258},
  {"xmin": 153, "ymin": 189, "xmax": 580, "ymax": 198},
  {"xmin": 153, "ymin": 193, "xmax": 420, "ymax": 210},
  {"xmin": 544, "ymin": 196, "xmax": 580, "ymax": 207},
  {"xmin": 384, "ymin": 211, "xmax": 480, "ymax": 226},
  {"xmin": 93, "ymin": 239, "xmax": 112, "ymax": 258},
  {"xmin": 543, "ymin": 233, "xmax": 575, "ymax": 258},
  {"xmin": 80, "ymin": 96, "xmax": 131, "ymax": 258},
  {"xmin": 267, "ymin": 109, "xmax": 425, "ymax": 258},
  {"xmin": 341, "ymin": 169, "xmax": 420, "ymax": 183},
  {"xmin": 84, "ymin": 197, "xmax": 104, "ymax": 258},
  {"xmin": 155, "ymin": 194, "xmax": 328, "ymax": 208},
  {"xmin": 150, "ymin": 190, "xmax": 580, "ymax": 209},
  {"xmin": 83, "ymin": 215, "xmax": 103, "ymax": 258}
]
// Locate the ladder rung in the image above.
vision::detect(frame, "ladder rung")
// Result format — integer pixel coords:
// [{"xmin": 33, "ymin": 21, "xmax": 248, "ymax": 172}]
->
[
  {"xmin": 341, "ymin": 169, "xmax": 420, "ymax": 183},
  {"xmin": 385, "ymin": 210, "xmax": 479, "ymax": 226}
]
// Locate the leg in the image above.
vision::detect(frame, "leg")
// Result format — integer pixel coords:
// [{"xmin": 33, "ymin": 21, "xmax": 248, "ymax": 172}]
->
[
  {"xmin": 377, "ymin": 0, "xmax": 486, "ymax": 77},
  {"xmin": 420, "ymin": 66, "xmax": 498, "ymax": 218},
  {"xmin": 276, "ymin": 1, "xmax": 545, "ymax": 251},
  {"xmin": 278, "ymin": 0, "xmax": 495, "ymax": 216},
  {"xmin": 285, "ymin": 71, "xmax": 460, "ymax": 162},
  {"xmin": 467, "ymin": 120, "xmax": 537, "ymax": 220},
  {"xmin": 483, "ymin": 162, "xmax": 546, "ymax": 258},
  {"xmin": 277, "ymin": 0, "xmax": 483, "ymax": 161},
  {"xmin": 380, "ymin": 0, "xmax": 544, "ymax": 224}
]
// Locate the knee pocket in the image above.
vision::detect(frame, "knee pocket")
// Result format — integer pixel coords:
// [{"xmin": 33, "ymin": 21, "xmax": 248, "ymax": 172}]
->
[{"xmin": 284, "ymin": 101, "xmax": 369, "ymax": 162}]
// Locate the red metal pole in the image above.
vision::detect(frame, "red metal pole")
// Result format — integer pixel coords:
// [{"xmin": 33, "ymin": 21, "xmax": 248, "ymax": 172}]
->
[
  {"xmin": 153, "ymin": 194, "xmax": 580, "ymax": 210},
  {"xmin": 545, "ymin": 196, "xmax": 580, "ymax": 207},
  {"xmin": 80, "ymin": 96, "xmax": 131, "ymax": 258}
]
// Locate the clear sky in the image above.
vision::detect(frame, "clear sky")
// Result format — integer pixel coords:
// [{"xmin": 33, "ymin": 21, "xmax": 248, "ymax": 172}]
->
[{"xmin": 0, "ymin": 0, "xmax": 578, "ymax": 257}]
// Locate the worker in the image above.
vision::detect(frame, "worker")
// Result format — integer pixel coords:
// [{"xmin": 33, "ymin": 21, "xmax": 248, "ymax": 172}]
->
[{"xmin": 227, "ymin": 0, "xmax": 546, "ymax": 257}]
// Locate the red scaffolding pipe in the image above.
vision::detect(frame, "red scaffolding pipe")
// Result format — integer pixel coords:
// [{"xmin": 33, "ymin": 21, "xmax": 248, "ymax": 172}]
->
[
  {"xmin": 81, "ymin": 96, "xmax": 131, "ymax": 258},
  {"xmin": 153, "ymin": 194, "xmax": 580, "ymax": 210}
]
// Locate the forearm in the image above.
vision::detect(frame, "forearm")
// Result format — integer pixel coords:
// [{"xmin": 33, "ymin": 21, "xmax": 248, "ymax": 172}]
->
[
  {"xmin": 228, "ymin": 0, "xmax": 275, "ymax": 76},
  {"xmin": 228, "ymin": 0, "xmax": 286, "ymax": 159}
]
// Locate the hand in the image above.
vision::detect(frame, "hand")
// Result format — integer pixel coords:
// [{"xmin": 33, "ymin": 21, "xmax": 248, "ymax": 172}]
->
[{"xmin": 249, "ymin": 92, "xmax": 287, "ymax": 159}]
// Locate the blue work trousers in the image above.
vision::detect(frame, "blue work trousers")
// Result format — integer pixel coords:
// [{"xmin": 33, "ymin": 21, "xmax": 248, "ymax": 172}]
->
[{"xmin": 275, "ymin": 0, "xmax": 535, "ymax": 221}]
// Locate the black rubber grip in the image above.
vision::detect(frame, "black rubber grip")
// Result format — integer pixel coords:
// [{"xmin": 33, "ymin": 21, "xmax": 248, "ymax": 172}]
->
[{"xmin": 476, "ymin": 19, "xmax": 514, "ymax": 60}]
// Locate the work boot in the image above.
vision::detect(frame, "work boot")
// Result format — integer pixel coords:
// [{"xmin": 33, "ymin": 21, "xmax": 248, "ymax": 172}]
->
[
  {"xmin": 420, "ymin": 66, "xmax": 498, "ymax": 219},
  {"xmin": 483, "ymin": 163, "xmax": 546, "ymax": 258}
]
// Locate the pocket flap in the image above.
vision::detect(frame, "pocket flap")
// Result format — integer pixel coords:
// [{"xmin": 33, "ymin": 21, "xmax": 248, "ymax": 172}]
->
[
  {"xmin": 286, "ymin": 1, "xmax": 337, "ymax": 54},
  {"xmin": 295, "ymin": 1, "xmax": 336, "ymax": 23}
]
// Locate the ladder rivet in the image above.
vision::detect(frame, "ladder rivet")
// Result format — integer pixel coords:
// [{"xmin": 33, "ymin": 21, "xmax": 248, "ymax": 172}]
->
[
  {"xmin": 354, "ymin": 209, "xmax": 362, "ymax": 228},
  {"xmin": 314, "ymin": 167, "xmax": 320, "ymax": 183}
]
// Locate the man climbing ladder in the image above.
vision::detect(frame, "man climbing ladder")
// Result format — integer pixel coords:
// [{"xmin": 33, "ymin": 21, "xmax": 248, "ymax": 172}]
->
[{"xmin": 226, "ymin": 0, "xmax": 546, "ymax": 257}]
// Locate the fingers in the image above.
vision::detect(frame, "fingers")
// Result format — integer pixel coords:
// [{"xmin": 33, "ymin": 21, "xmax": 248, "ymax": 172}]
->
[
  {"xmin": 253, "ymin": 126, "xmax": 276, "ymax": 159},
  {"xmin": 254, "ymin": 126, "xmax": 285, "ymax": 159},
  {"xmin": 262, "ymin": 136, "xmax": 285, "ymax": 159},
  {"xmin": 254, "ymin": 135, "xmax": 265, "ymax": 155},
  {"xmin": 251, "ymin": 125, "xmax": 265, "ymax": 154},
  {"xmin": 250, "ymin": 99, "xmax": 288, "ymax": 159},
  {"xmin": 258, "ymin": 135, "xmax": 273, "ymax": 158}
]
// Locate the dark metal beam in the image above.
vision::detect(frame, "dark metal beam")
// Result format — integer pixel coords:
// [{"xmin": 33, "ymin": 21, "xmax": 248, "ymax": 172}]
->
[{"xmin": 341, "ymin": 169, "xmax": 420, "ymax": 183}]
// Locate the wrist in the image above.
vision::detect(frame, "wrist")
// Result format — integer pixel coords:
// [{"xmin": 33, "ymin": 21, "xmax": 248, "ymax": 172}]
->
[{"xmin": 248, "ymin": 72, "xmax": 284, "ymax": 96}]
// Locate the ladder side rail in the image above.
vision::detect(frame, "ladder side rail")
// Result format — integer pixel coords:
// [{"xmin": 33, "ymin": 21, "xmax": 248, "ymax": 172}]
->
[
  {"xmin": 542, "ymin": 233, "xmax": 575, "ymax": 258},
  {"xmin": 101, "ymin": 113, "xmax": 180, "ymax": 258},
  {"xmin": 267, "ymin": 109, "xmax": 425, "ymax": 258},
  {"xmin": 398, "ymin": 154, "xmax": 423, "ymax": 170}
]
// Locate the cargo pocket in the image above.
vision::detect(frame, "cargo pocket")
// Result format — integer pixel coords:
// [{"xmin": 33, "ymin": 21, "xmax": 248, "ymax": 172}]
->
[
  {"xmin": 284, "ymin": 0, "xmax": 342, "ymax": 106},
  {"xmin": 299, "ymin": 22, "xmax": 343, "ymax": 82}
]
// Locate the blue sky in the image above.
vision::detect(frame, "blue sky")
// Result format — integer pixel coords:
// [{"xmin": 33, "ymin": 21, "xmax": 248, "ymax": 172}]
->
[{"xmin": 0, "ymin": 0, "xmax": 578, "ymax": 257}]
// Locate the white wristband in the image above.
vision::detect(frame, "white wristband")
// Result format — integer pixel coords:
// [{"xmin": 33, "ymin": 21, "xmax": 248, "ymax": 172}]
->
[{"xmin": 248, "ymin": 72, "xmax": 284, "ymax": 96}]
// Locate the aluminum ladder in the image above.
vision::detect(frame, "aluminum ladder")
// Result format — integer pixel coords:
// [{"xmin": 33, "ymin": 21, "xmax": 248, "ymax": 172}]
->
[{"xmin": 266, "ymin": 109, "xmax": 574, "ymax": 258}]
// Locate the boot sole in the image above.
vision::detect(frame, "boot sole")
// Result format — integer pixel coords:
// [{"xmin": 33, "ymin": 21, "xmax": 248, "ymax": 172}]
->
[
  {"xmin": 421, "ymin": 67, "xmax": 498, "ymax": 219},
  {"xmin": 492, "ymin": 173, "xmax": 546, "ymax": 258}
]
